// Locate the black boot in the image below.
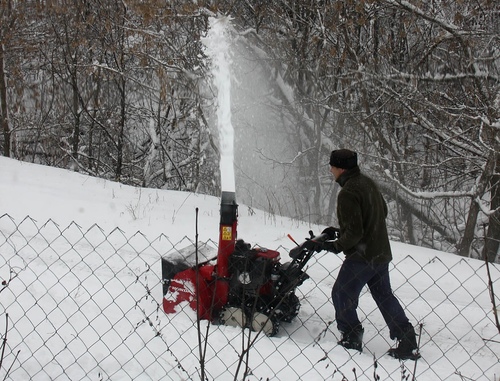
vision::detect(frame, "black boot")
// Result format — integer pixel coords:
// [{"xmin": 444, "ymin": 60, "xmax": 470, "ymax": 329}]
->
[
  {"xmin": 388, "ymin": 325, "xmax": 421, "ymax": 360},
  {"xmin": 338, "ymin": 326, "xmax": 364, "ymax": 352}
]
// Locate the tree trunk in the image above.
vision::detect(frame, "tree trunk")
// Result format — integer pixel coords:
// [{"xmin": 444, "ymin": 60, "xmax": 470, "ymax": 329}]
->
[
  {"xmin": 457, "ymin": 155, "xmax": 497, "ymax": 257},
  {"xmin": 457, "ymin": 201, "xmax": 480, "ymax": 257},
  {"xmin": 116, "ymin": 75, "xmax": 125, "ymax": 182},
  {"xmin": 483, "ymin": 166, "xmax": 500, "ymax": 262},
  {"xmin": 0, "ymin": 43, "xmax": 10, "ymax": 157},
  {"xmin": 71, "ymin": 59, "xmax": 80, "ymax": 169}
]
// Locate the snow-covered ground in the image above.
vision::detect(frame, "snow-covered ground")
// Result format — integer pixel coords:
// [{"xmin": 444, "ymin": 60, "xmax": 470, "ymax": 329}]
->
[{"xmin": 1, "ymin": 156, "xmax": 499, "ymax": 381}]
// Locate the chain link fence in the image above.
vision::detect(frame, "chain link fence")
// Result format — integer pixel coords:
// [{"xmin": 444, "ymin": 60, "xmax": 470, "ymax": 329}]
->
[{"xmin": 1, "ymin": 214, "xmax": 499, "ymax": 380}]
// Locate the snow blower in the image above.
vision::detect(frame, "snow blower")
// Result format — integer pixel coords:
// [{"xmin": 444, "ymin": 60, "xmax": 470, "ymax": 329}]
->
[{"xmin": 161, "ymin": 191, "xmax": 328, "ymax": 336}]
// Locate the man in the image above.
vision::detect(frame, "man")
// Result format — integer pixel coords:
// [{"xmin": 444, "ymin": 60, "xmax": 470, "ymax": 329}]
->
[{"xmin": 310, "ymin": 149, "xmax": 420, "ymax": 360}]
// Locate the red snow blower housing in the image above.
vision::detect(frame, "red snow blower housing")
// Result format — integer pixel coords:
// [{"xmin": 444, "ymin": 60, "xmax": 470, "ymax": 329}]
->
[{"xmin": 161, "ymin": 191, "xmax": 326, "ymax": 336}]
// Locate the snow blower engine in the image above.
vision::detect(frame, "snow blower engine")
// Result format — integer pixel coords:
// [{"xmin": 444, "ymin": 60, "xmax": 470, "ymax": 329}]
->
[{"xmin": 161, "ymin": 191, "xmax": 328, "ymax": 336}]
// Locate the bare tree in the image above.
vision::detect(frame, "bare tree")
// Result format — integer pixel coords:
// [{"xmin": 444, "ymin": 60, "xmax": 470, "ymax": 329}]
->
[
  {"xmin": 0, "ymin": 0, "xmax": 20, "ymax": 158},
  {"xmin": 228, "ymin": 0, "xmax": 499, "ymax": 260},
  {"xmin": 1, "ymin": 0, "xmax": 498, "ymax": 260}
]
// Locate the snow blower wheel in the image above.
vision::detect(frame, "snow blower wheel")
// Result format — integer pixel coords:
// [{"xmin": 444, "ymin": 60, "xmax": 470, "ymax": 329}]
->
[
  {"xmin": 219, "ymin": 306, "xmax": 247, "ymax": 329},
  {"xmin": 274, "ymin": 293, "xmax": 301, "ymax": 323},
  {"xmin": 250, "ymin": 312, "xmax": 279, "ymax": 336}
]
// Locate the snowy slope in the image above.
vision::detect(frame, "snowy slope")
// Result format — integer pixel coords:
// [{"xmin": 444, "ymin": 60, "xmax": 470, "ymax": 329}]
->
[{"xmin": 1, "ymin": 156, "xmax": 499, "ymax": 381}]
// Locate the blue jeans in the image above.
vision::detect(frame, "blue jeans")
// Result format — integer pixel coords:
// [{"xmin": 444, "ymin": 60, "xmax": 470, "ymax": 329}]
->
[{"xmin": 332, "ymin": 259, "xmax": 411, "ymax": 340}]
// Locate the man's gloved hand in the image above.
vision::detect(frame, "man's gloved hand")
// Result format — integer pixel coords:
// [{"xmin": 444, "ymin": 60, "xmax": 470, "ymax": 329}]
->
[
  {"xmin": 289, "ymin": 231, "xmax": 324, "ymax": 259},
  {"xmin": 322, "ymin": 227, "xmax": 340, "ymax": 240},
  {"xmin": 322, "ymin": 240, "xmax": 342, "ymax": 254},
  {"xmin": 291, "ymin": 229, "xmax": 342, "ymax": 256}
]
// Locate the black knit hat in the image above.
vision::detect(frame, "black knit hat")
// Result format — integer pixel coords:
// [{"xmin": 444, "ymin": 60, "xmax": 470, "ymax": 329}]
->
[{"xmin": 329, "ymin": 149, "xmax": 358, "ymax": 169}]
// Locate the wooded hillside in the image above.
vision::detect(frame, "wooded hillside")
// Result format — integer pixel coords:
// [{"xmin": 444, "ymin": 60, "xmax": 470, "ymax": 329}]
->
[{"xmin": 1, "ymin": 0, "xmax": 498, "ymax": 261}]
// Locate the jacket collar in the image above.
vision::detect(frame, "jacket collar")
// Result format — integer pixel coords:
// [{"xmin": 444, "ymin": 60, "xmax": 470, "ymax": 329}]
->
[{"xmin": 336, "ymin": 166, "xmax": 360, "ymax": 187}]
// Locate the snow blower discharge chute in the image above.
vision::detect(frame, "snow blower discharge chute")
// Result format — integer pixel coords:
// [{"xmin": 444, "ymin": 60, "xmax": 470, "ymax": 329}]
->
[{"xmin": 161, "ymin": 191, "xmax": 325, "ymax": 336}]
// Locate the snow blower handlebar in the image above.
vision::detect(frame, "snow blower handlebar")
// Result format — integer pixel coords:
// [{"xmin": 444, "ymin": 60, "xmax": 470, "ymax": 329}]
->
[
  {"xmin": 273, "ymin": 230, "xmax": 332, "ymax": 298},
  {"xmin": 288, "ymin": 228, "xmax": 340, "ymax": 261}
]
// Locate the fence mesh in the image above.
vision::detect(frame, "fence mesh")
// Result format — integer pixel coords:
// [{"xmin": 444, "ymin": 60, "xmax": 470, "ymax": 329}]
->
[{"xmin": 0, "ymin": 214, "xmax": 499, "ymax": 380}]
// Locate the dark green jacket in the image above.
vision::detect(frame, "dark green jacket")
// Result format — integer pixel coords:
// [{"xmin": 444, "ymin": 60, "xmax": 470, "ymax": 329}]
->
[{"xmin": 334, "ymin": 166, "xmax": 392, "ymax": 264}]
